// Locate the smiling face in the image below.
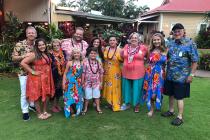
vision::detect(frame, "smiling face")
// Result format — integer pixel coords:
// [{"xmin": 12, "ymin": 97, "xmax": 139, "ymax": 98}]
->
[
  {"xmin": 93, "ymin": 39, "xmax": 100, "ymax": 48},
  {"xmin": 26, "ymin": 28, "xmax": 37, "ymax": 41},
  {"xmin": 73, "ymin": 29, "xmax": 84, "ymax": 42},
  {"xmin": 109, "ymin": 37, "xmax": 117, "ymax": 48},
  {"xmin": 152, "ymin": 35, "xmax": 162, "ymax": 48},
  {"xmin": 130, "ymin": 33, "xmax": 139, "ymax": 46},
  {"xmin": 89, "ymin": 50, "xmax": 97, "ymax": 60},
  {"xmin": 173, "ymin": 29, "xmax": 184, "ymax": 39},
  {"xmin": 37, "ymin": 41, "xmax": 46, "ymax": 52},
  {"xmin": 73, "ymin": 50, "xmax": 81, "ymax": 60},
  {"xmin": 52, "ymin": 42, "xmax": 60, "ymax": 52}
]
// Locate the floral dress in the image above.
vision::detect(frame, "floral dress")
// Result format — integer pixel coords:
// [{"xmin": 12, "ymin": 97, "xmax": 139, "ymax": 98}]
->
[
  {"xmin": 103, "ymin": 47, "xmax": 122, "ymax": 111},
  {"xmin": 143, "ymin": 52, "xmax": 167, "ymax": 110},
  {"xmin": 26, "ymin": 57, "xmax": 55, "ymax": 102},
  {"xmin": 63, "ymin": 62, "xmax": 83, "ymax": 118}
]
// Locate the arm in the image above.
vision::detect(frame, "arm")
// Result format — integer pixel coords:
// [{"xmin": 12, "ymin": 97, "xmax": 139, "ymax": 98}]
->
[
  {"xmin": 186, "ymin": 62, "xmax": 198, "ymax": 83},
  {"xmin": 20, "ymin": 53, "xmax": 39, "ymax": 75},
  {"xmin": 82, "ymin": 61, "xmax": 86, "ymax": 89},
  {"xmin": 99, "ymin": 63, "xmax": 104, "ymax": 90}
]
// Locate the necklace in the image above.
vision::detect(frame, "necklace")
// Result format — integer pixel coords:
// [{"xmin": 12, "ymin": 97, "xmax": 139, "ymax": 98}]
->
[
  {"xmin": 107, "ymin": 46, "xmax": 117, "ymax": 60},
  {"xmin": 127, "ymin": 45, "xmax": 140, "ymax": 63},
  {"xmin": 71, "ymin": 38, "xmax": 83, "ymax": 51},
  {"xmin": 88, "ymin": 59, "xmax": 99, "ymax": 74}
]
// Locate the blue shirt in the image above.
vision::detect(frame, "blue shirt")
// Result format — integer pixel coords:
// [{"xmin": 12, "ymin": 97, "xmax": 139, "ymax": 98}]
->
[{"xmin": 166, "ymin": 37, "xmax": 199, "ymax": 83}]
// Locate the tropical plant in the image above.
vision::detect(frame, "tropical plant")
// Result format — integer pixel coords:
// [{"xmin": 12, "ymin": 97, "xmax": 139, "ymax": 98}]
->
[
  {"xmin": 36, "ymin": 23, "xmax": 64, "ymax": 43},
  {"xmin": 0, "ymin": 12, "xmax": 23, "ymax": 73},
  {"xmin": 195, "ymin": 30, "xmax": 210, "ymax": 49}
]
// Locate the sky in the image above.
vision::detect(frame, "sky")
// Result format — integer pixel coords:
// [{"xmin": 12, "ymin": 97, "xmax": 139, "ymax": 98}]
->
[
  {"xmin": 53, "ymin": 0, "xmax": 164, "ymax": 10},
  {"xmin": 131, "ymin": 0, "xmax": 164, "ymax": 10}
]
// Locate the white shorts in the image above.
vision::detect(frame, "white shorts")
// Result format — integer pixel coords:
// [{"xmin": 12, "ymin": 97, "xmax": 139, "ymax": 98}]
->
[{"xmin": 84, "ymin": 87, "xmax": 100, "ymax": 100}]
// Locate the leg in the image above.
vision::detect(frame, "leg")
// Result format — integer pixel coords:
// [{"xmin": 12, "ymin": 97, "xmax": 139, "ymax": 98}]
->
[
  {"xmin": 35, "ymin": 99, "xmax": 41, "ymax": 115},
  {"xmin": 133, "ymin": 78, "xmax": 144, "ymax": 112},
  {"xmin": 19, "ymin": 76, "xmax": 29, "ymax": 114},
  {"xmin": 43, "ymin": 97, "xmax": 51, "ymax": 119},
  {"xmin": 177, "ymin": 99, "xmax": 184, "ymax": 119},
  {"xmin": 169, "ymin": 96, "xmax": 175, "ymax": 113},
  {"xmin": 121, "ymin": 78, "xmax": 131, "ymax": 110},
  {"xmin": 82, "ymin": 99, "xmax": 89, "ymax": 115},
  {"xmin": 148, "ymin": 95, "xmax": 156, "ymax": 117},
  {"xmin": 95, "ymin": 98, "xmax": 102, "ymax": 114}
]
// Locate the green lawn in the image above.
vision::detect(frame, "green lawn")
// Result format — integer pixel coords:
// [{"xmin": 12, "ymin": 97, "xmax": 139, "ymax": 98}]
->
[{"xmin": 0, "ymin": 76, "xmax": 210, "ymax": 140}]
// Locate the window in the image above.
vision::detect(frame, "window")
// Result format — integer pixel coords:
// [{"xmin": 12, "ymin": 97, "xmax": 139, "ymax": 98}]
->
[{"xmin": 199, "ymin": 23, "xmax": 208, "ymax": 32}]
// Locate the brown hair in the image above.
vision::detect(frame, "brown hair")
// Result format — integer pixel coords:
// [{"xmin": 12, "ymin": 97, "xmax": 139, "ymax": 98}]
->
[{"xmin": 149, "ymin": 33, "xmax": 167, "ymax": 53}]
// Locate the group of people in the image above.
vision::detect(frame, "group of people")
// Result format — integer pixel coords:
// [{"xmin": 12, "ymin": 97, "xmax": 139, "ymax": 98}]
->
[{"xmin": 12, "ymin": 23, "xmax": 199, "ymax": 126}]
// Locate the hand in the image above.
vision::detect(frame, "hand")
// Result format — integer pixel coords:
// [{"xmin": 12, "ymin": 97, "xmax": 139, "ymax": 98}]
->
[
  {"xmin": 186, "ymin": 76, "xmax": 193, "ymax": 83},
  {"xmin": 99, "ymin": 83, "xmax": 103, "ymax": 90},
  {"xmin": 32, "ymin": 71, "xmax": 42, "ymax": 76}
]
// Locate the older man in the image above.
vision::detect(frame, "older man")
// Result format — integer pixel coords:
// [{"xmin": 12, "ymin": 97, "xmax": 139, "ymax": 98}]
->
[
  {"xmin": 162, "ymin": 23, "xmax": 199, "ymax": 126},
  {"xmin": 61, "ymin": 27, "xmax": 88, "ymax": 60},
  {"xmin": 12, "ymin": 26, "xmax": 37, "ymax": 121}
]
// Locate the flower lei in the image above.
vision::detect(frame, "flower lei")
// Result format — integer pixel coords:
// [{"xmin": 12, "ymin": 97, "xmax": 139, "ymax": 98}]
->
[
  {"xmin": 127, "ymin": 45, "xmax": 140, "ymax": 63},
  {"xmin": 53, "ymin": 49, "xmax": 65, "ymax": 76}
]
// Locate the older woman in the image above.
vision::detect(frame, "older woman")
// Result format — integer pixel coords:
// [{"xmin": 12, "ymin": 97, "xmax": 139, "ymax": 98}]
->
[
  {"xmin": 103, "ymin": 36, "xmax": 122, "ymax": 112},
  {"xmin": 121, "ymin": 32, "xmax": 148, "ymax": 113}
]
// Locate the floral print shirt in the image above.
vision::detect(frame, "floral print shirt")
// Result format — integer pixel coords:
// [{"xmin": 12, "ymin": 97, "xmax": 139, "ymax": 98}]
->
[
  {"xmin": 83, "ymin": 59, "xmax": 104, "ymax": 88},
  {"xmin": 166, "ymin": 37, "xmax": 199, "ymax": 83},
  {"xmin": 61, "ymin": 38, "xmax": 88, "ymax": 60},
  {"xmin": 12, "ymin": 39, "xmax": 34, "ymax": 76}
]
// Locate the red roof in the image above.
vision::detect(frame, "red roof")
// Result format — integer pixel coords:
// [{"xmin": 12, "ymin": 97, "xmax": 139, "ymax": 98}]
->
[{"xmin": 143, "ymin": 0, "xmax": 210, "ymax": 16}]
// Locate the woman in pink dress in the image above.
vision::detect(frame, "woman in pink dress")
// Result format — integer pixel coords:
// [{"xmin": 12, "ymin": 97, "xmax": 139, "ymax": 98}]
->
[{"xmin": 121, "ymin": 32, "xmax": 148, "ymax": 113}]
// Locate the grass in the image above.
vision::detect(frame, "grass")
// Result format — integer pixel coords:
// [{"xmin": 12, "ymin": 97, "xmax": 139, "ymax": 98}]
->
[{"xmin": 0, "ymin": 76, "xmax": 210, "ymax": 140}]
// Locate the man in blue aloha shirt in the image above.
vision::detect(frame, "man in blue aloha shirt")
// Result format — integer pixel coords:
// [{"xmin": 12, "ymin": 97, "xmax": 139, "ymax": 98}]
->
[{"xmin": 162, "ymin": 23, "xmax": 199, "ymax": 126}]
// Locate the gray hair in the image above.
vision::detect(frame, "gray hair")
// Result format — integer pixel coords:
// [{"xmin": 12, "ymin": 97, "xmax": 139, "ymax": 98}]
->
[
  {"xmin": 26, "ymin": 26, "xmax": 37, "ymax": 36},
  {"xmin": 127, "ymin": 32, "xmax": 142, "ymax": 43}
]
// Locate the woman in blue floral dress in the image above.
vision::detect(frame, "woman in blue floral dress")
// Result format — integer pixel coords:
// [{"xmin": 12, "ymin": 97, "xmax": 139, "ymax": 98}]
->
[
  {"xmin": 143, "ymin": 32, "xmax": 167, "ymax": 117},
  {"xmin": 62, "ymin": 49, "xmax": 83, "ymax": 118}
]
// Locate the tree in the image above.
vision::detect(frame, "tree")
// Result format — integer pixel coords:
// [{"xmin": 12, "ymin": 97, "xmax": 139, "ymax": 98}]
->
[
  {"xmin": 123, "ymin": 0, "xmax": 150, "ymax": 19},
  {"xmin": 57, "ymin": 0, "xmax": 79, "ymax": 8}
]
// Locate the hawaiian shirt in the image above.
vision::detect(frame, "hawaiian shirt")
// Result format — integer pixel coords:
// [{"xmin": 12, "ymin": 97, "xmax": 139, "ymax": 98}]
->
[
  {"xmin": 166, "ymin": 37, "xmax": 199, "ymax": 83},
  {"xmin": 83, "ymin": 59, "xmax": 104, "ymax": 88},
  {"xmin": 12, "ymin": 39, "xmax": 34, "ymax": 76},
  {"xmin": 61, "ymin": 38, "xmax": 88, "ymax": 60}
]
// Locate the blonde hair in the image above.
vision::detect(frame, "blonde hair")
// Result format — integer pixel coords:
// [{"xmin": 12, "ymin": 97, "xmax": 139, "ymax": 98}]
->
[{"xmin": 71, "ymin": 48, "xmax": 83, "ymax": 61}]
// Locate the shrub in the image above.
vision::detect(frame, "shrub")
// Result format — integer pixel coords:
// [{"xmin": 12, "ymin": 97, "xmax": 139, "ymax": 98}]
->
[
  {"xmin": 195, "ymin": 30, "xmax": 210, "ymax": 49},
  {"xmin": 198, "ymin": 53, "xmax": 210, "ymax": 71}
]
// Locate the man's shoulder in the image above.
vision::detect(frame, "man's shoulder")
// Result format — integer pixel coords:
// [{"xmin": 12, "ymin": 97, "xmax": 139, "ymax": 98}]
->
[{"xmin": 14, "ymin": 40, "xmax": 27, "ymax": 51}]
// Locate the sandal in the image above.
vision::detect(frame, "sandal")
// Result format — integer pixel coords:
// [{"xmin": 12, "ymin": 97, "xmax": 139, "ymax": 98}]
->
[
  {"xmin": 161, "ymin": 111, "xmax": 175, "ymax": 117},
  {"xmin": 171, "ymin": 117, "xmax": 184, "ymax": 126},
  {"xmin": 81, "ymin": 110, "xmax": 87, "ymax": 116},
  {"xmin": 134, "ymin": 106, "xmax": 140, "ymax": 113},
  {"xmin": 147, "ymin": 111, "xmax": 154, "ymax": 117},
  {"xmin": 37, "ymin": 114, "xmax": 46, "ymax": 120},
  {"xmin": 43, "ymin": 112, "xmax": 52, "ymax": 119},
  {"xmin": 96, "ymin": 110, "xmax": 103, "ymax": 114}
]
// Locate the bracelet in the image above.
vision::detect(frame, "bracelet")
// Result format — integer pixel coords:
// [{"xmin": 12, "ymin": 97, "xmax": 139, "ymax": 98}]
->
[
  {"xmin": 190, "ymin": 73, "xmax": 195, "ymax": 77},
  {"xmin": 31, "ymin": 70, "xmax": 35, "ymax": 75}
]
